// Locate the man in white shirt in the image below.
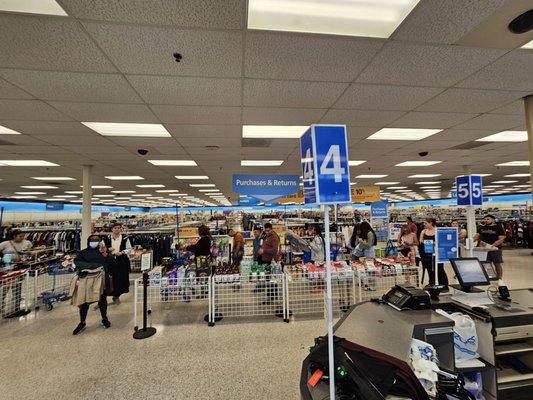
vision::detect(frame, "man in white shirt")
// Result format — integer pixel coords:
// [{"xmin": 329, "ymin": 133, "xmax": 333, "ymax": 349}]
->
[{"xmin": 0, "ymin": 230, "xmax": 32, "ymax": 316}]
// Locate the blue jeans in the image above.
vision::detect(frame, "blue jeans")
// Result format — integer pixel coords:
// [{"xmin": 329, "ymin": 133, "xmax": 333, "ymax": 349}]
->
[{"xmin": 352, "ymin": 246, "xmax": 375, "ymax": 259}]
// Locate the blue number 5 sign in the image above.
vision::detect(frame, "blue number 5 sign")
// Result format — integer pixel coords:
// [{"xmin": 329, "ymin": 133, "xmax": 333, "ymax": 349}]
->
[{"xmin": 456, "ymin": 175, "xmax": 483, "ymax": 206}]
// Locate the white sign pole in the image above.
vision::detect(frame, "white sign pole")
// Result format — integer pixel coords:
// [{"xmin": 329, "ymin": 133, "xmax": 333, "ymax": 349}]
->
[
  {"xmin": 323, "ymin": 204, "xmax": 335, "ymax": 399},
  {"xmin": 466, "ymin": 205, "xmax": 476, "ymax": 257}
]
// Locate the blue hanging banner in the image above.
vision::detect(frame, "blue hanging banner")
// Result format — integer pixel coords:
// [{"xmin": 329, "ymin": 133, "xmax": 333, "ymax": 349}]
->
[
  {"xmin": 371, "ymin": 200, "xmax": 388, "ymax": 218},
  {"xmin": 232, "ymin": 174, "xmax": 300, "ymax": 201},
  {"xmin": 435, "ymin": 227, "xmax": 459, "ymax": 263},
  {"xmin": 45, "ymin": 202, "xmax": 64, "ymax": 211},
  {"xmin": 238, "ymin": 196, "xmax": 261, "ymax": 206},
  {"xmin": 300, "ymin": 124, "xmax": 351, "ymax": 205}
]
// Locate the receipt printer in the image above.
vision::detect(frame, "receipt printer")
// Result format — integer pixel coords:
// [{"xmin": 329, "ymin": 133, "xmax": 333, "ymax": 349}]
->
[{"xmin": 383, "ymin": 283, "xmax": 431, "ymax": 311}]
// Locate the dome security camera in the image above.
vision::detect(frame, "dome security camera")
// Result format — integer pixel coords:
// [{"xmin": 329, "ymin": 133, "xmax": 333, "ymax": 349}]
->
[
  {"xmin": 137, "ymin": 149, "xmax": 148, "ymax": 156},
  {"xmin": 419, "ymin": 151, "xmax": 429, "ymax": 157}
]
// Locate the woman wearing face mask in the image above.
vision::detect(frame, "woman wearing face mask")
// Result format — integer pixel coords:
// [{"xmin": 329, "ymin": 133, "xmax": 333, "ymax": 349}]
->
[{"xmin": 71, "ymin": 234, "xmax": 112, "ymax": 335}]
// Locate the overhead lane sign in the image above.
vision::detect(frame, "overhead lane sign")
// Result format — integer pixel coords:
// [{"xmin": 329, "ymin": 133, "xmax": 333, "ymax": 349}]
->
[{"xmin": 232, "ymin": 174, "xmax": 300, "ymax": 201}]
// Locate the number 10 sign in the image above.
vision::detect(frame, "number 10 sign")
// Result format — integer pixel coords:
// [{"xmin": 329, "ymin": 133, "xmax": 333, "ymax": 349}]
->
[
  {"xmin": 456, "ymin": 175, "xmax": 483, "ymax": 206},
  {"xmin": 300, "ymin": 125, "xmax": 352, "ymax": 205}
]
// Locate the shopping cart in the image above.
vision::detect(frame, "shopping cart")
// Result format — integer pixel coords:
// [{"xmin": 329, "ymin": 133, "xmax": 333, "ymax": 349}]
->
[{"xmin": 40, "ymin": 263, "xmax": 74, "ymax": 311}]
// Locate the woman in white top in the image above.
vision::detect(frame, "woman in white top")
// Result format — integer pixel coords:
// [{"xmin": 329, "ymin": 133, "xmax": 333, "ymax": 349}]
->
[{"xmin": 307, "ymin": 225, "xmax": 325, "ymax": 262}]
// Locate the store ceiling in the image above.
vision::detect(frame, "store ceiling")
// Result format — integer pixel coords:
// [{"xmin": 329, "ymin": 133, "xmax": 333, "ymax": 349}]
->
[{"xmin": 0, "ymin": 0, "xmax": 532, "ymax": 207}]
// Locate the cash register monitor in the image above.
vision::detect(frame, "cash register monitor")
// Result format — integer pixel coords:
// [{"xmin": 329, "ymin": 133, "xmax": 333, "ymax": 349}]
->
[{"xmin": 450, "ymin": 258, "xmax": 490, "ymax": 292}]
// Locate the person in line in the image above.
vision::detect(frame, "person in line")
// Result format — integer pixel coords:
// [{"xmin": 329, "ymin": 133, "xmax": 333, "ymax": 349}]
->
[
  {"xmin": 185, "ymin": 225, "xmax": 212, "ymax": 257},
  {"xmin": 398, "ymin": 224, "xmax": 418, "ymax": 263},
  {"xmin": 451, "ymin": 220, "xmax": 468, "ymax": 244},
  {"xmin": 228, "ymin": 228, "xmax": 245, "ymax": 268},
  {"xmin": 474, "ymin": 214, "xmax": 506, "ymax": 280},
  {"xmin": 419, "ymin": 218, "xmax": 449, "ymax": 289},
  {"xmin": 252, "ymin": 227, "xmax": 262, "ymax": 262},
  {"xmin": 72, "ymin": 235, "xmax": 112, "ymax": 335},
  {"xmin": 0, "ymin": 230, "xmax": 33, "ymax": 316},
  {"xmin": 257, "ymin": 223, "xmax": 280, "ymax": 265},
  {"xmin": 351, "ymin": 221, "xmax": 377, "ymax": 259},
  {"xmin": 407, "ymin": 216, "xmax": 418, "ymax": 235},
  {"xmin": 307, "ymin": 224, "xmax": 325, "ymax": 262},
  {"xmin": 103, "ymin": 223, "xmax": 132, "ymax": 305}
]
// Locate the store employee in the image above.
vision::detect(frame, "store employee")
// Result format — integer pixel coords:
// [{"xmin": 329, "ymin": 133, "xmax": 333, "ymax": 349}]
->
[
  {"xmin": 0, "ymin": 230, "xmax": 33, "ymax": 267},
  {"xmin": 474, "ymin": 214, "xmax": 506, "ymax": 280}
]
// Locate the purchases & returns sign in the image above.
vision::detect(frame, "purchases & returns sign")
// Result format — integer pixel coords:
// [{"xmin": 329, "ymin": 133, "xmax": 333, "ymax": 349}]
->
[{"xmin": 232, "ymin": 174, "xmax": 300, "ymax": 201}]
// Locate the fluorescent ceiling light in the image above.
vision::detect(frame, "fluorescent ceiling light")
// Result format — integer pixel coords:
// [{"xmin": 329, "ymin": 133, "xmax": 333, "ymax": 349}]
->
[
  {"xmin": 356, "ymin": 174, "xmax": 388, "ymax": 178},
  {"xmin": 515, "ymin": 185, "xmax": 531, "ymax": 188},
  {"xmin": 242, "ymin": 125, "xmax": 308, "ymax": 138},
  {"xmin": 0, "ymin": 0, "xmax": 67, "ymax": 16},
  {"xmin": 32, "ymin": 176, "xmax": 75, "ymax": 181},
  {"xmin": 148, "ymin": 160, "xmax": 197, "ymax": 166},
  {"xmin": 375, "ymin": 181, "xmax": 400, "ymax": 185},
  {"xmin": 522, "ymin": 40, "xmax": 533, "ymax": 49},
  {"xmin": 491, "ymin": 180, "xmax": 518, "ymax": 184},
  {"xmin": 248, "ymin": 0, "xmax": 420, "ymax": 38},
  {"xmin": 477, "ymin": 174, "xmax": 492, "ymax": 177},
  {"xmin": 0, "ymin": 125, "xmax": 21, "ymax": 135},
  {"xmin": 20, "ymin": 185, "xmax": 57, "ymax": 189},
  {"xmin": 136, "ymin": 184, "xmax": 165, "ymax": 188},
  {"xmin": 420, "ymin": 186, "xmax": 441, "ymax": 189},
  {"xmin": 11, "ymin": 195, "xmax": 37, "ymax": 199},
  {"xmin": 387, "ymin": 186, "xmax": 407, "ymax": 189},
  {"xmin": 496, "ymin": 161, "xmax": 529, "ymax": 167},
  {"xmin": 82, "ymin": 122, "xmax": 171, "ymax": 137},
  {"xmin": 0, "ymin": 160, "xmax": 58, "ymax": 166},
  {"xmin": 189, "ymin": 184, "xmax": 216, "ymax": 188},
  {"xmin": 415, "ymin": 181, "xmax": 441, "ymax": 185},
  {"xmin": 54, "ymin": 195, "xmax": 76, "ymax": 198},
  {"xmin": 241, "ymin": 160, "xmax": 283, "ymax": 166},
  {"xmin": 111, "ymin": 190, "xmax": 136, "ymax": 194},
  {"xmin": 80, "ymin": 185, "xmax": 114, "ymax": 189},
  {"xmin": 408, "ymin": 174, "xmax": 442, "ymax": 178},
  {"xmin": 483, "ymin": 185, "xmax": 503, "ymax": 188},
  {"xmin": 505, "ymin": 173, "xmax": 530, "ymax": 177},
  {"xmin": 105, "ymin": 176, "xmax": 144, "ymax": 180},
  {"xmin": 396, "ymin": 161, "xmax": 441, "ymax": 167},
  {"xmin": 367, "ymin": 128, "xmax": 441, "ymax": 141},
  {"xmin": 156, "ymin": 190, "xmax": 180, "ymax": 193},
  {"xmin": 476, "ymin": 130, "xmax": 527, "ymax": 142},
  {"xmin": 169, "ymin": 193, "xmax": 188, "ymax": 197},
  {"xmin": 349, "ymin": 160, "xmax": 366, "ymax": 166},
  {"xmin": 14, "ymin": 191, "xmax": 45, "ymax": 195},
  {"xmin": 175, "ymin": 175, "xmax": 209, "ymax": 180},
  {"xmin": 199, "ymin": 189, "xmax": 221, "ymax": 193},
  {"xmin": 65, "ymin": 191, "xmax": 83, "ymax": 194}
]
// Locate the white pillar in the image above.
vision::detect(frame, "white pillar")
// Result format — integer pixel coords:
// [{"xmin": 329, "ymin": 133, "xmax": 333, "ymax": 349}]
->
[
  {"xmin": 462, "ymin": 165, "xmax": 476, "ymax": 257},
  {"xmin": 81, "ymin": 165, "xmax": 93, "ymax": 246},
  {"xmin": 524, "ymin": 96, "xmax": 533, "ymax": 201}
]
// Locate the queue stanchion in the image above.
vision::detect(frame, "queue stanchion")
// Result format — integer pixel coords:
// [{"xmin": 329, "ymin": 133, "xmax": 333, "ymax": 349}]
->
[{"xmin": 133, "ymin": 252, "xmax": 156, "ymax": 340}]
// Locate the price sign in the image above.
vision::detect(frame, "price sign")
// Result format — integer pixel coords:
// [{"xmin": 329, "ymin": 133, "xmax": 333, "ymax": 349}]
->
[
  {"xmin": 456, "ymin": 175, "xmax": 483, "ymax": 206},
  {"xmin": 299, "ymin": 125, "xmax": 351, "ymax": 205},
  {"xmin": 140, "ymin": 252, "xmax": 153, "ymax": 271},
  {"xmin": 351, "ymin": 185, "xmax": 381, "ymax": 203}
]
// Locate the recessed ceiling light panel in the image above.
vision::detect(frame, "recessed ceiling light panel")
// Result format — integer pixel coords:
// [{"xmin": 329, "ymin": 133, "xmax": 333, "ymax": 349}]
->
[
  {"xmin": 0, "ymin": 160, "xmax": 58, "ymax": 166},
  {"xmin": 0, "ymin": 125, "xmax": 21, "ymax": 135},
  {"xmin": 105, "ymin": 176, "xmax": 144, "ymax": 180},
  {"xmin": 148, "ymin": 160, "xmax": 197, "ymax": 166},
  {"xmin": 367, "ymin": 128, "xmax": 441, "ymax": 141},
  {"xmin": 0, "ymin": 0, "xmax": 67, "ymax": 16},
  {"xmin": 82, "ymin": 122, "xmax": 171, "ymax": 137},
  {"xmin": 476, "ymin": 131, "xmax": 527, "ymax": 142},
  {"xmin": 241, "ymin": 160, "xmax": 283, "ymax": 166},
  {"xmin": 242, "ymin": 125, "xmax": 308, "ymax": 138}
]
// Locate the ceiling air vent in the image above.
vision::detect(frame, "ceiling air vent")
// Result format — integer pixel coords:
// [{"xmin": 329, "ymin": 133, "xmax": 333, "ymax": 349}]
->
[
  {"xmin": 0, "ymin": 139, "xmax": 15, "ymax": 146},
  {"xmin": 242, "ymin": 138, "xmax": 272, "ymax": 148},
  {"xmin": 449, "ymin": 141, "xmax": 487, "ymax": 150}
]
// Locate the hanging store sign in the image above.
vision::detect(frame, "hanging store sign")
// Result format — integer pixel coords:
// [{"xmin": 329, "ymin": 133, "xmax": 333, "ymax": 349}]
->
[
  {"xmin": 435, "ymin": 227, "xmax": 459, "ymax": 264},
  {"xmin": 370, "ymin": 200, "xmax": 388, "ymax": 218},
  {"xmin": 232, "ymin": 174, "xmax": 300, "ymax": 201},
  {"xmin": 300, "ymin": 124, "xmax": 351, "ymax": 205},
  {"xmin": 456, "ymin": 175, "xmax": 483, "ymax": 206},
  {"xmin": 238, "ymin": 196, "xmax": 261, "ymax": 206},
  {"xmin": 45, "ymin": 202, "xmax": 64, "ymax": 211},
  {"xmin": 351, "ymin": 185, "xmax": 380, "ymax": 203},
  {"xmin": 178, "ymin": 227, "xmax": 198, "ymax": 237}
]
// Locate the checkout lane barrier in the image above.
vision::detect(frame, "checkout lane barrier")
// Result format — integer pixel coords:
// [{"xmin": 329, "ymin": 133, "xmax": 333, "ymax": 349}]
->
[{"xmin": 0, "ymin": 270, "xmax": 31, "ymax": 320}]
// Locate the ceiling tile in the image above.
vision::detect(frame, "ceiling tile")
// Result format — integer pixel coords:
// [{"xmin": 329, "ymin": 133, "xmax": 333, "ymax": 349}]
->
[
  {"xmin": 489, "ymin": 100, "xmax": 525, "ymax": 115},
  {"xmin": 320, "ymin": 109, "xmax": 405, "ymax": 127},
  {"xmin": 417, "ymin": 88, "xmax": 528, "ymax": 113},
  {"xmin": 127, "ymin": 75, "xmax": 241, "ymax": 106},
  {"xmin": 1, "ymin": 70, "xmax": 142, "ymax": 103},
  {"xmin": 357, "ymin": 42, "xmax": 505, "ymax": 87},
  {"xmin": 0, "ymin": 14, "xmax": 116, "ymax": 72},
  {"xmin": 389, "ymin": 111, "xmax": 478, "ymax": 129},
  {"xmin": 0, "ymin": 120, "xmax": 95, "ymax": 136},
  {"xmin": 456, "ymin": 50, "xmax": 533, "ymax": 91},
  {"xmin": 84, "ymin": 22, "xmax": 242, "ymax": 77},
  {"xmin": 37, "ymin": 134, "xmax": 115, "ymax": 146},
  {"xmin": 334, "ymin": 83, "xmax": 443, "ymax": 110},
  {"xmin": 49, "ymin": 102, "xmax": 159, "ymax": 123},
  {"xmin": 106, "ymin": 137, "xmax": 181, "ymax": 148},
  {"xmin": 430, "ymin": 129, "xmax": 499, "ymax": 141},
  {"xmin": 165, "ymin": 124, "xmax": 241, "ymax": 138},
  {"xmin": 392, "ymin": 0, "xmax": 509, "ymax": 44},
  {"xmin": 245, "ymin": 31, "xmax": 383, "ymax": 82},
  {"xmin": 0, "ymin": 78, "xmax": 33, "ymax": 100},
  {"xmin": 450, "ymin": 113, "xmax": 525, "ymax": 130},
  {"xmin": 151, "ymin": 105, "xmax": 241, "ymax": 124},
  {"xmin": 0, "ymin": 99, "xmax": 70, "ymax": 121},
  {"xmin": 179, "ymin": 137, "xmax": 241, "ymax": 147},
  {"xmin": 61, "ymin": 0, "xmax": 245, "ymax": 29},
  {"xmin": 244, "ymin": 79, "xmax": 347, "ymax": 108},
  {"xmin": 242, "ymin": 107, "xmax": 326, "ymax": 125}
]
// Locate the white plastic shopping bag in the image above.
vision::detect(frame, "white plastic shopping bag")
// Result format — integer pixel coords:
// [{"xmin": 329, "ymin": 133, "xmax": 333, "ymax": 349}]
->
[
  {"xmin": 409, "ymin": 338, "xmax": 439, "ymax": 397},
  {"xmin": 436, "ymin": 309, "xmax": 479, "ymax": 361}
]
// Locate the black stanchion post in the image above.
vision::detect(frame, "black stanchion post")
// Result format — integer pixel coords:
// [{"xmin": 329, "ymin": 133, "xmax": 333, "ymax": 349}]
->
[{"xmin": 133, "ymin": 270, "xmax": 156, "ymax": 340}]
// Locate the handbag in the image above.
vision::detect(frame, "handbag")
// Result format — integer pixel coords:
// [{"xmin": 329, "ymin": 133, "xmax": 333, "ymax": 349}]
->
[{"xmin": 385, "ymin": 240, "xmax": 398, "ymax": 257}]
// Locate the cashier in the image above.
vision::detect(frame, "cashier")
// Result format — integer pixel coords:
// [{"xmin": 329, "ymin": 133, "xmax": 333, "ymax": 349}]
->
[
  {"xmin": 0, "ymin": 230, "xmax": 33, "ymax": 266},
  {"xmin": 474, "ymin": 214, "xmax": 506, "ymax": 280}
]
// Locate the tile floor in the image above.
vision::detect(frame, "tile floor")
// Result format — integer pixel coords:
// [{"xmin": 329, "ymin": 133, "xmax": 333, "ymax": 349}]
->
[{"xmin": 0, "ymin": 249, "xmax": 531, "ymax": 400}]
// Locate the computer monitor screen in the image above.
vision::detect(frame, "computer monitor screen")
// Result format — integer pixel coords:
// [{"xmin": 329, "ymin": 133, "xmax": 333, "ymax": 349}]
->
[
  {"xmin": 450, "ymin": 258, "xmax": 490, "ymax": 288},
  {"xmin": 480, "ymin": 261, "xmax": 498, "ymax": 281}
]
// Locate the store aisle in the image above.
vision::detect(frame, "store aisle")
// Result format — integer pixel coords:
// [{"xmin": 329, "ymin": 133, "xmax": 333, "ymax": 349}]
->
[{"xmin": 0, "ymin": 249, "xmax": 531, "ymax": 400}]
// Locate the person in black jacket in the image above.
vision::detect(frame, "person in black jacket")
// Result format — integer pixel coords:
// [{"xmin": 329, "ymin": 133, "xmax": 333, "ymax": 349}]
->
[
  {"xmin": 185, "ymin": 225, "xmax": 212, "ymax": 257},
  {"xmin": 72, "ymin": 234, "xmax": 112, "ymax": 335},
  {"xmin": 102, "ymin": 223, "xmax": 132, "ymax": 305}
]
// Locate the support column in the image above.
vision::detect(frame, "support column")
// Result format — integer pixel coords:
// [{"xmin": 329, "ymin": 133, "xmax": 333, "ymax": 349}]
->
[
  {"xmin": 462, "ymin": 165, "xmax": 476, "ymax": 257},
  {"xmin": 524, "ymin": 96, "xmax": 533, "ymax": 202},
  {"xmin": 81, "ymin": 165, "xmax": 93, "ymax": 246}
]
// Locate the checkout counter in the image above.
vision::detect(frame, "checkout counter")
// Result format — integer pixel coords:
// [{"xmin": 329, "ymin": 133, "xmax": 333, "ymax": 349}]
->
[{"xmin": 301, "ymin": 258, "xmax": 533, "ymax": 400}]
